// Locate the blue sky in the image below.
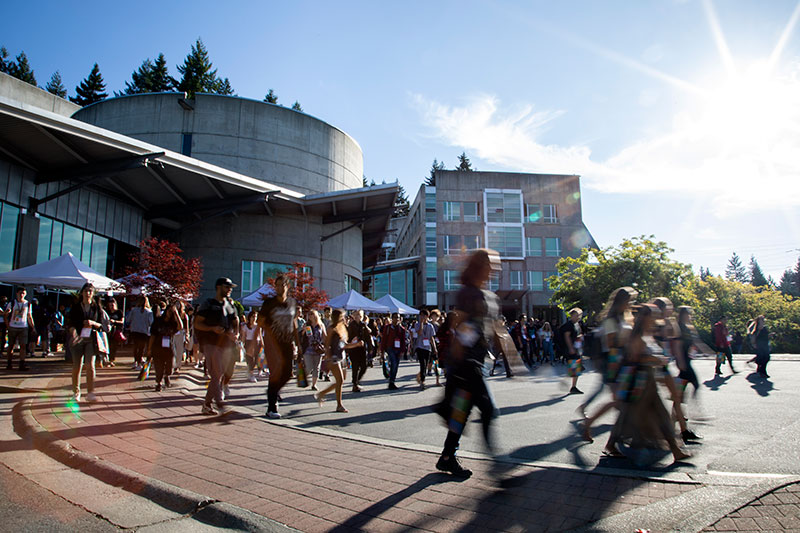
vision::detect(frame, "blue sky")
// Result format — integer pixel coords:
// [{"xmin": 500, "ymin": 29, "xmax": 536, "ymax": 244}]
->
[{"xmin": 3, "ymin": 0, "xmax": 799, "ymax": 279}]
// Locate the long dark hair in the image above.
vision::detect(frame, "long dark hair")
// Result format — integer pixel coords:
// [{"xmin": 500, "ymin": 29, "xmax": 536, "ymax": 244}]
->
[{"xmin": 460, "ymin": 248, "xmax": 498, "ymax": 287}]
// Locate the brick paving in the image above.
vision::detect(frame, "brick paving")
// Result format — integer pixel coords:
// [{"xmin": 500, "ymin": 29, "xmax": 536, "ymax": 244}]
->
[
  {"xmin": 703, "ymin": 482, "xmax": 800, "ymax": 532},
  {"xmin": 19, "ymin": 364, "xmax": 704, "ymax": 531}
]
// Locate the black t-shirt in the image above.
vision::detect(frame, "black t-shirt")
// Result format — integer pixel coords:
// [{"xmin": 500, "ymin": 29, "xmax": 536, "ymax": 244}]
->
[
  {"xmin": 456, "ymin": 285, "xmax": 500, "ymax": 365},
  {"xmin": 558, "ymin": 320, "xmax": 580, "ymax": 359},
  {"xmin": 196, "ymin": 297, "xmax": 237, "ymax": 347},
  {"xmin": 259, "ymin": 296, "xmax": 297, "ymax": 347}
]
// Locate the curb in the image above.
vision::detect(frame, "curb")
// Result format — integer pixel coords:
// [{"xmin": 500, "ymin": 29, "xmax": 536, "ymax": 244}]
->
[{"xmin": 11, "ymin": 399, "xmax": 297, "ymax": 532}]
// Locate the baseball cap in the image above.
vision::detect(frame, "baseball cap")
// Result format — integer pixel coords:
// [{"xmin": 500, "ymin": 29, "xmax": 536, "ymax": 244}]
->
[{"xmin": 215, "ymin": 277, "xmax": 237, "ymax": 287}]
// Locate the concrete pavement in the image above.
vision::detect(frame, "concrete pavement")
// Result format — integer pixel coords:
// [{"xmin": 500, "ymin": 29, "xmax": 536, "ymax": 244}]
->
[{"xmin": 2, "ymin": 353, "xmax": 798, "ymax": 532}]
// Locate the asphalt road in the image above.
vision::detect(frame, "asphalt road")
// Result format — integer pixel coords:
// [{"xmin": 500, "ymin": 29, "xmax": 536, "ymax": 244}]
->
[{"xmin": 225, "ymin": 356, "xmax": 800, "ymax": 477}]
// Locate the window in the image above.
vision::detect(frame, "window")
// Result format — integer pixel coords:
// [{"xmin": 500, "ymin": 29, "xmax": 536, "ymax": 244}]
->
[
  {"xmin": 444, "ymin": 235, "xmax": 462, "ymax": 255},
  {"xmin": 241, "ymin": 260, "xmax": 292, "ymax": 297},
  {"xmin": 443, "ymin": 202, "xmax": 461, "ymax": 221},
  {"xmin": 426, "ymin": 276, "xmax": 437, "ymax": 293},
  {"xmin": 486, "ymin": 192, "xmax": 522, "ymax": 223},
  {"xmin": 526, "ymin": 204, "xmax": 542, "ymax": 223},
  {"xmin": 33, "ymin": 214, "xmax": 109, "ymax": 274},
  {"xmin": 509, "ymin": 271, "xmax": 523, "ymax": 290},
  {"xmin": 390, "ymin": 270, "xmax": 405, "ymax": 301},
  {"xmin": 463, "ymin": 202, "xmax": 480, "ymax": 222},
  {"xmin": 444, "ymin": 270, "xmax": 460, "ymax": 291},
  {"xmin": 487, "ymin": 226, "xmax": 523, "ymax": 258},
  {"xmin": 181, "ymin": 133, "xmax": 192, "ymax": 156},
  {"xmin": 0, "ymin": 203, "xmax": 19, "ymax": 274},
  {"xmin": 346, "ymin": 274, "xmax": 362, "ymax": 293},
  {"xmin": 488, "ymin": 274, "xmax": 499, "ymax": 292},
  {"xmin": 463, "ymin": 235, "xmax": 479, "ymax": 251},
  {"xmin": 406, "ymin": 269, "xmax": 415, "ymax": 305},
  {"xmin": 545, "ymin": 237, "xmax": 561, "ymax": 257},
  {"xmin": 90, "ymin": 236, "xmax": 108, "ymax": 274},
  {"xmin": 543, "ymin": 204, "xmax": 558, "ymax": 224},
  {"xmin": 425, "ymin": 227, "xmax": 437, "ymax": 256},
  {"xmin": 373, "ymin": 273, "xmax": 389, "ymax": 299},
  {"xmin": 527, "ymin": 271, "xmax": 543, "ymax": 291},
  {"xmin": 525, "ymin": 237, "xmax": 542, "ymax": 257}
]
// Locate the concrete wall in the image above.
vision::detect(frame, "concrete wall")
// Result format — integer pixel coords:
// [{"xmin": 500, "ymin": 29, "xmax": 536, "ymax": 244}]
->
[
  {"xmin": 73, "ymin": 93, "xmax": 364, "ymax": 195},
  {"xmin": 178, "ymin": 211, "xmax": 363, "ymax": 302},
  {"xmin": 0, "ymin": 72, "xmax": 81, "ymax": 117}
]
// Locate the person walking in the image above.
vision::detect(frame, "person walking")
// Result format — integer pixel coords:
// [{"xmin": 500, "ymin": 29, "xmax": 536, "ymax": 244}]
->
[
  {"xmin": 379, "ymin": 313, "xmax": 407, "ymax": 390},
  {"xmin": 66, "ymin": 283, "xmax": 108, "ymax": 402},
  {"xmin": 539, "ymin": 322, "xmax": 555, "ymax": 364},
  {"xmin": 412, "ymin": 309, "xmax": 438, "ymax": 389},
  {"xmin": 195, "ymin": 278, "xmax": 239, "ymax": 415},
  {"xmin": 315, "ymin": 308, "xmax": 360, "ymax": 413},
  {"xmin": 242, "ymin": 310, "xmax": 263, "ymax": 383},
  {"xmin": 126, "ymin": 297, "xmax": 153, "ymax": 371},
  {"xmin": 259, "ymin": 274, "xmax": 299, "ymax": 419},
  {"xmin": 559, "ymin": 308, "xmax": 584, "ymax": 394},
  {"xmin": 149, "ymin": 301, "xmax": 181, "ymax": 392},
  {"xmin": 300, "ymin": 309, "xmax": 326, "ymax": 391},
  {"xmin": 434, "ymin": 249, "xmax": 504, "ymax": 478},
  {"xmin": 748, "ymin": 315, "xmax": 770, "ymax": 378},
  {"xmin": 105, "ymin": 298, "xmax": 124, "ymax": 367},
  {"xmin": 713, "ymin": 315, "xmax": 737, "ymax": 375},
  {"xmin": 346, "ymin": 309, "xmax": 371, "ymax": 392},
  {"xmin": 5, "ymin": 288, "xmax": 35, "ymax": 371}
]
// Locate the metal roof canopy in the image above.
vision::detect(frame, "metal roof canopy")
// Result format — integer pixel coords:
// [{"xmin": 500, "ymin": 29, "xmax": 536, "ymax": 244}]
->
[{"xmin": 0, "ymin": 96, "xmax": 397, "ymax": 268}]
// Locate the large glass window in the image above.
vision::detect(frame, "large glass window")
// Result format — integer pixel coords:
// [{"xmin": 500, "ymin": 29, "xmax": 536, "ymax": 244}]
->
[
  {"xmin": 390, "ymin": 270, "xmax": 405, "ymax": 301},
  {"xmin": 526, "ymin": 203, "xmax": 542, "ymax": 223},
  {"xmin": 90, "ymin": 236, "xmax": 108, "ymax": 273},
  {"xmin": 487, "ymin": 226, "xmax": 523, "ymax": 258},
  {"xmin": 61, "ymin": 224, "xmax": 83, "ymax": 259},
  {"xmin": 425, "ymin": 227, "xmax": 436, "ymax": 256},
  {"xmin": 0, "ymin": 203, "xmax": 20, "ymax": 273},
  {"xmin": 36, "ymin": 217, "xmax": 52, "ymax": 264},
  {"xmin": 406, "ymin": 269, "xmax": 414, "ymax": 305},
  {"xmin": 426, "ymin": 276, "xmax": 437, "ymax": 293},
  {"xmin": 463, "ymin": 235, "xmax": 479, "ymax": 251},
  {"xmin": 241, "ymin": 260, "xmax": 293, "ymax": 298},
  {"xmin": 345, "ymin": 274, "xmax": 362, "ymax": 293},
  {"xmin": 527, "ymin": 271, "xmax": 544, "ymax": 291},
  {"xmin": 443, "ymin": 235, "xmax": 461, "ymax": 255},
  {"xmin": 33, "ymin": 215, "xmax": 110, "ymax": 274},
  {"xmin": 543, "ymin": 204, "xmax": 558, "ymax": 224},
  {"xmin": 509, "ymin": 271, "xmax": 523, "ymax": 290},
  {"xmin": 373, "ymin": 273, "xmax": 389, "ymax": 299},
  {"xmin": 50, "ymin": 221, "xmax": 63, "ymax": 259},
  {"xmin": 486, "ymin": 192, "xmax": 522, "ymax": 223},
  {"xmin": 545, "ymin": 237, "xmax": 561, "ymax": 257},
  {"xmin": 488, "ymin": 274, "xmax": 499, "ymax": 292},
  {"xmin": 443, "ymin": 202, "xmax": 461, "ymax": 221},
  {"xmin": 526, "ymin": 237, "xmax": 542, "ymax": 257},
  {"xmin": 463, "ymin": 202, "xmax": 480, "ymax": 222},
  {"xmin": 444, "ymin": 270, "xmax": 460, "ymax": 291}
]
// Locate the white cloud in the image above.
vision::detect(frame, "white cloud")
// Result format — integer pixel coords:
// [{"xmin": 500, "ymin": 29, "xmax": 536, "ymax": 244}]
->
[{"xmin": 411, "ymin": 66, "xmax": 800, "ymax": 217}]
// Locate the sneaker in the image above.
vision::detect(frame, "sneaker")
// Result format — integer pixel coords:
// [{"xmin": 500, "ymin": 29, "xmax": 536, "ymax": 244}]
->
[
  {"xmin": 155, "ymin": 383, "xmax": 162, "ymax": 392},
  {"xmin": 388, "ymin": 382, "xmax": 398, "ymax": 390},
  {"xmin": 265, "ymin": 410, "xmax": 281, "ymax": 419},
  {"xmin": 569, "ymin": 387, "xmax": 584, "ymax": 394},
  {"xmin": 248, "ymin": 374, "xmax": 258, "ymax": 383},
  {"xmin": 681, "ymin": 429, "xmax": 702, "ymax": 442},
  {"xmin": 85, "ymin": 392, "xmax": 97, "ymax": 402},
  {"xmin": 217, "ymin": 404, "xmax": 232, "ymax": 416},
  {"xmin": 436, "ymin": 455, "xmax": 472, "ymax": 478},
  {"xmin": 71, "ymin": 391, "xmax": 81, "ymax": 403},
  {"xmin": 201, "ymin": 404, "xmax": 218, "ymax": 416},
  {"xmin": 352, "ymin": 384, "xmax": 362, "ymax": 392}
]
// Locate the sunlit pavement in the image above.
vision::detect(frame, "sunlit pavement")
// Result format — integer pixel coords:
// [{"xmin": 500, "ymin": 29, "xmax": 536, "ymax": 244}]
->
[{"xmin": 2, "ymin": 352, "xmax": 799, "ymax": 531}]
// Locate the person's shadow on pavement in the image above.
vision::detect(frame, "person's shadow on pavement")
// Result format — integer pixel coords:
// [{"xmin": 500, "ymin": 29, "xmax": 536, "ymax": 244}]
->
[
  {"xmin": 703, "ymin": 374, "xmax": 731, "ymax": 391},
  {"xmin": 746, "ymin": 372, "xmax": 774, "ymax": 397}
]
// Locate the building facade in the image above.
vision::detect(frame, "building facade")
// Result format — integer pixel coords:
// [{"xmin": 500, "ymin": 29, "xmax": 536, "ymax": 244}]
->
[{"xmin": 366, "ymin": 170, "xmax": 595, "ymax": 320}]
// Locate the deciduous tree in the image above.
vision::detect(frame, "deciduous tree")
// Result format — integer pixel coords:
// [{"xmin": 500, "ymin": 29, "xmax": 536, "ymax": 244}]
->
[
  {"xmin": 266, "ymin": 262, "xmax": 329, "ymax": 311},
  {"xmin": 124, "ymin": 237, "xmax": 203, "ymax": 301}
]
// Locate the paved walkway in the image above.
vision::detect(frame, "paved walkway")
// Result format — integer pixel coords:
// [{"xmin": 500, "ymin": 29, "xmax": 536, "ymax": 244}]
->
[
  {"xmin": 703, "ymin": 482, "xmax": 800, "ymax": 532},
  {"xmin": 4, "ymin": 355, "xmax": 799, "ymax": 531}
]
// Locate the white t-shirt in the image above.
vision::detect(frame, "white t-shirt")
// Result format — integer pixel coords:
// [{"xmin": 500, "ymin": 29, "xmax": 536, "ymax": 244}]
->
[
  {"xmin": 9, "ymin": 300, "xmax": 30, "ymax": 329},
  {"xmin": 244, "ymin": 324, "xmax": 258, "ymax": 341}
]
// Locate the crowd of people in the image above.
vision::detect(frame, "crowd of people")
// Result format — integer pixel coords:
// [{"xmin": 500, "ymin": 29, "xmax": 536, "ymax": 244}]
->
[{"xmin": 0, "ymin": 248, "xmax": 776, "ymax": 478}]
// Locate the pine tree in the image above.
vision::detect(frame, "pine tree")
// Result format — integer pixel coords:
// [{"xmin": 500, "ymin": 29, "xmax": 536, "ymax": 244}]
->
[
  {"xmin": 0, "ymin": 47, "xmax": 10, "ymax": 74},
  {"xmin": 426, "ymin": 158, "xmax": 445, "ymax": 186},
  {"xmin": 455, "ymin": 151, "xmax": 474, "ymax": 172},
  {"xmin": 292, "ymin": 101, "xmax": 303, "ymax": 112},
  {"xmin": 176, "ymin": 38, "xmax": 228, "ymax": 98},
  {"xmin": 264, "ymin": 89, "xmax": 278, "ymax": 103},
  {"xmin": 725, "ymin": 252, "xmax": 748, "ymax": 283},
  {"xmin": 124, "ymin": 53, "xmax": 174, "ymax": 95},
  {"xmin": 70, "ymin": 63, "xmax": 107, "ymax": 106},
  {"xmin": 700, "ymin": 266, "xmax": 712, "ymax": 281},
  {"xmin": 9, "ymin": 51, "xmax": 36, "ymax": 86},
  {"xmin": 749, "ymin": 255, "xmax": 769, "ymax": 287},
  {"xmin": 45, "ymin": 71, "xmax": 67, "ymax": 98},
  {"xmin": 392, "ymin": 183, "xmax": 410, "ymax": 218},
  {"xmin": 150, "ymin": 53, "xmax": 174, "ymax": 92},
  {"xmin": 778, "ymin": 268, "xmax": 799, "ymax": 297}
]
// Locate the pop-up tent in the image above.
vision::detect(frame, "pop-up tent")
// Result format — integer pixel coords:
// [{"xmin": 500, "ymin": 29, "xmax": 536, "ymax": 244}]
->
[
  {"xmin": 325, "ymin": 289, "xmax": 390, "ymax": 313},
  {"xmin": 374, "ymin": 294, "xmax": 420, "ymax": 315},
  {"xmin": 0, "ymin": 252, "xmax": 121, "ymax": 291},
  {"xmin": 241, "ymin": 282, "xmax": 276, "ymax": 307}
]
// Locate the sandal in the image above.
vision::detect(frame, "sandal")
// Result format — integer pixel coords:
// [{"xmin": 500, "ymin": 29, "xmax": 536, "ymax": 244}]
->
[
  {"xmin": 314, "ymin": 392, "xmax": 325, "ymax": 407},
  {"xmin": 601, "ymin": 448, "xmax": 625, "ymax": 458},
  {"xmin": 336, "ymin": 405, "xmax": 348, "ymax": 413}
]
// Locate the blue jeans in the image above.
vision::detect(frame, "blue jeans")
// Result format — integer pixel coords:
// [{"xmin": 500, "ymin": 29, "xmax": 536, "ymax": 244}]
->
[{"xmin": 387, "ymin": 348, "xmax": 400, "ymax": 384}]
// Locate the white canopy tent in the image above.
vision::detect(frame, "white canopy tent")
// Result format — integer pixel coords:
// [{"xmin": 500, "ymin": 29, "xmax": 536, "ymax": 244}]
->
[
  {"xmin": 0, "ymin": 252, "xmax": 121, "ymax": 291},
  {"xmin": 324, "ymin": 290, "xmax": 390, "ymax": 313},
  {"xmin": 374, "ymin": 294, "xmax": 420, "ymax": 315},
  {"xmin": 241, "ymin": 282, "xmax": 276, "ymax": 307}
]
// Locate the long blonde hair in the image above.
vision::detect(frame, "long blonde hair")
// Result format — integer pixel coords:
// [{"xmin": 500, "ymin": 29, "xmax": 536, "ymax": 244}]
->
[{"xmin": 327, "ymin": 308, "xmax": 348, "ymax": 344}]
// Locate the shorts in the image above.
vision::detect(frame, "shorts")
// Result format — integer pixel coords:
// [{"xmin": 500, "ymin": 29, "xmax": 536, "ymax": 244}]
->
[{"xmin": 7, "ymin": 327, "xmax": 28, "ymax": 348}]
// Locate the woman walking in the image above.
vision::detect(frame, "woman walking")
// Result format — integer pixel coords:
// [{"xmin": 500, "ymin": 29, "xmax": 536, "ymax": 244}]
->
[
  {"xmin": 748, "ymin": 315, "xmax": 770, "ymax": 378},
  {"xmin": 434, "ymin": 249, "xmax": 504, "ymax": 478},
  {"xmin": 149, "ymin": 301, "xmax": 181, "ymax": 392},
  {"xmin": 241, "ymin": 310, "xmax": 263, "ymax": 383},
  {"xmin": 539, "ymin": 322, "xmax": 555, "ymax": 364},
  {"xmin": 300, "ymin": 310, "xmax": 326, "ymax": 391},
  {"xmin": 315, "ymin": 308, "xmax": 359, "ymax": 413},
  {"xmin": 67, "ymin": 283, "xmax": 108, "ymax": 402}
]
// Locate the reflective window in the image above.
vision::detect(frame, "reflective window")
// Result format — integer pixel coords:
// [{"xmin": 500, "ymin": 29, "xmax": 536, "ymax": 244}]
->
[
  {"xmin": 443, "ymin": 235, "xmax": 461, "ymax": 255},
  {"xmin": 443, "ymin": 202, "xmax": 461, "ymax": 221},
  {"xmin": 545, "ymin": 237, "xmax": 561, "ymax": 257},
  {"xmin": 527, "ymin": 271, "xmax": 543, "ymax": 291},
  {"xmin": 90, "ymin": 236, "xmax": 108, "ymax": 274},
  {"xmin": 543, "ymin": 204, "xmax": 558, "ymax": 224},
  {"xmin": 510, "ymin": 271, "xmax": 523, "ymax": 290},
  {"xmin": 463, "ymin": 235, "xmax": 479, "ymax": 251},
  {"xmin": 391, "ymin": 270, "xmax": 405, "ymax": 301},
  {"xmin": 462, "ymin": 202, "xmax": 480, "ymax": 222},
  {"xmin": 444, "ymin": 270, "xmax": 460, "ymax": 291},
  {"xmin": 526, "ymin": 237, "xmax": 542, "ymax": 257},
  {"xmin": 373, "ymin": 273, "xmax": 389, "ymax": 299},
  {"xmin": 0, "ymin": 203, "xmax": 19, "ymax": 273},
  {"xmin": 526, "ymin": 203, "xmax": 542, "ymax": 223},
  {"xmin": 425, "ymin": 227, "xmax": 436, "ymax": 256},
  {"xmin": 50, "ymin": 221, "xmax": 63, "ymax": 259},
  {"xmin": 488, "ymin": 226, "xmax": 524, "ymax": 257},
  {"xmin": 37, "ymin": 217, "xmax": 52, "ymax": 264}
]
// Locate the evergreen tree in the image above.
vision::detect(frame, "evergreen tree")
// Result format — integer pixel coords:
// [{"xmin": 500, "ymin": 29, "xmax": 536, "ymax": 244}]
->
[
  {"xmin": 749, "ymin": 255, "xmax": 769, "ymax": 287},
  {"xmin": 362, "ymin": 175, "xmax": 368, "ymax": 187},
  {"xmin": 124, "ymin": 53, "xmax": 175, "ymax": 95},
  {"xmin": 45, "ymin": 71, "xmax": 67, "ymax": 98},
  {"xmin": 455, "ymin": 151, "xmax": 474, "ymax": 171},
  {"xmin": 9, "ymin": 51, "xmax": 36, "ymax": 86},
  {"xmin": 70, "ymin": 63, "xmax": 107, "ymax": 106},
  {"xmin": 425, "ymin": 158, "xmax": 445, "ymax": 186},
  {"xmin": 264, "ymin": 89, "xmax": 278, "ymax": 103},
  {"xmin": 0, "ymin": 47, "xmax": 10, "ymax": 74},
  {"xmin": 176, "ymin": 38, "xmax": 228, "ymax": 98},
  {"xmin": 700, "ymin": 266, "xmax": 712, "ymax": 281},
  {"xmin": 292, "ymin": 101, "xmax": 303, "ymax": 112},
  {"xmin": 392, "ymin": 183, "xmax": 410, "ymax": 218},
  {"xmin": 778, "ymin": 269, "xmax": 799, "ymax": 297},
  {"xmin": 725, "ymin": 252, "xmax": 748, "ymax": 283},
  {"xmin": 150, "ymin": 53, "xmax": 174, "ymax": 92}
]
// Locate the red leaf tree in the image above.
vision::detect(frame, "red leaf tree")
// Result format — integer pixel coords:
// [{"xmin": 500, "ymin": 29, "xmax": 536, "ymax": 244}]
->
[
  {"xmin": 267, "ymin": 262, "xmax": 328, "ymax": 311},
  {"xmin": 123, "ymin": 237, "xmax": 203, "ymax": 301}
]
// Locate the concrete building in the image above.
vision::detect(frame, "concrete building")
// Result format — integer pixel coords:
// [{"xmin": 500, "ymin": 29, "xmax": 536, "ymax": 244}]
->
[
  {"xmin": 365, "ymin": 170, "xmax": 595, "ymax": 320},
  {"xmin": 0, "ymin": 73, "xmax": 396, "ymax": 300}
]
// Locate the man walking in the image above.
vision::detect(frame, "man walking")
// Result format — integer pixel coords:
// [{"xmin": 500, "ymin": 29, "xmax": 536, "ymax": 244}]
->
[
  {"xmin": 380, "ymin": 313, "xmax": 407, "ymax": 390},
  {"xmin": 259, "ymin": 274, "xmax": 299, "ymax": 419},
  {"xmin": 412, "ymin": 309, "xmax": 438, "ymax": 389},
  {"xmin": 559, "ymin": 308, "xmax": 584, "ymax": 394},
  {"xmin": 195, "ymin": 278, "xmax": 239, "ymax": 415},
  {"xmin": 713, "ymin": 315, "xmax": 737, "ymax": 375}
]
